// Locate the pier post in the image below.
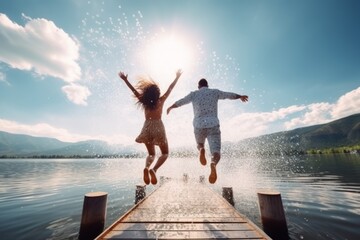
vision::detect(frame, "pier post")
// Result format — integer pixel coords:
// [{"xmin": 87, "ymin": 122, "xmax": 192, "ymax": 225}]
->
[
  {"xmin": 135, "ymin": 185, "xmax": 146, "ymax": 204},
  {"xmin": 160, "ymin": 176, "xmax": 165, "ymax": 185},
  {"xmin": 222, "ymin": 187, "xmax": 235, "ymax": 206},
  {"xmin": 79, "ymin": 192, "xmax": 107, "ymax": 240},
  {"xmin": 257, "ymin": 191, "xmax": 288, "ymax": 239},
  {"xmin": 183, "ymin": 173, "xmax": 188, "ymax": 182}
]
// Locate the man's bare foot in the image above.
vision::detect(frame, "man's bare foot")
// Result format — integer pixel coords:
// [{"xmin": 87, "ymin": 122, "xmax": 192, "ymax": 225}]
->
[
  {"xmin": 209, "ymin": 163, "xmax": 217, "ymax": 184},
  {"xmin": 149, "ymin": 169, "xmax": 158, "ymax": 185},
  {"xmin": 143, "ymin": 168, "xmax": 150, "ymax": 185},
  {"xmin": 199, "ymin": 148, "xmax": 207, "ymax": 166}
]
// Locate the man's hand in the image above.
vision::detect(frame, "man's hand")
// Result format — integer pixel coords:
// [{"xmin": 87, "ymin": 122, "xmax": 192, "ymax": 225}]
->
[
  {"xmin": 240, "ymin": 95, "xmax": 248, "ymax": 102},
  {"xmin": 167, "ymin": 104, "xmax": 178, "ymax": 114}
]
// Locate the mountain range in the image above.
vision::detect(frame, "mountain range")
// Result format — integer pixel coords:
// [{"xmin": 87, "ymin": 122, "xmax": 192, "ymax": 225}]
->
[
  {"xmin": 224, "ymin": 113, "xmax": 360, "ymax": 155},
  {"xmin": 1, "ymin": 113, "xmax": 359, "ymax": 157},
  {"xmin": 0, "ymin": 131, "xmax": 138, "ymax": 158}
]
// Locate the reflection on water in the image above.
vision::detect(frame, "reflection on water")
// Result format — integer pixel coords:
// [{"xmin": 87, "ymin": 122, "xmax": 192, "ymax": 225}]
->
[
  {"xmin": 218, "ymin": 154, "xmax": 360, "ymax": 240},
  {"xmin": 0, "ymin": 155, "xmax": 359, "ymax": 240}
]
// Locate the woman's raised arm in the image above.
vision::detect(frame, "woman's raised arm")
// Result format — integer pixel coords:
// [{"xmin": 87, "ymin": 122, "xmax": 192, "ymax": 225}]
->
[
  {"xmin": 118, "ymin": 71, "xmax": 140, "ymax": 98},
  {"xmin": 162, "ymin": 69, "xmax": 183, "ymax": 100}
]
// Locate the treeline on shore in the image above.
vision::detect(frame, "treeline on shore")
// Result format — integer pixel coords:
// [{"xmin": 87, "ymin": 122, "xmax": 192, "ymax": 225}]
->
[{"xmin": 306, "ymin": 144, "xmax": 360, "ymax": 155}]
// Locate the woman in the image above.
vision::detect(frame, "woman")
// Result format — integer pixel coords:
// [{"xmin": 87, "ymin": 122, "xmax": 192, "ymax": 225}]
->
[{"xmin": 118, "ymin": 69, "xmax": 182, "ymax": 185}]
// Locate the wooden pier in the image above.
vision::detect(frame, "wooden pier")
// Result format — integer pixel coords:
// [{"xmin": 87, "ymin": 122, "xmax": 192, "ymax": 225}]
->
[{"xmin": 95, "ymin": 178, "xmax": 271, "ymax": 239}]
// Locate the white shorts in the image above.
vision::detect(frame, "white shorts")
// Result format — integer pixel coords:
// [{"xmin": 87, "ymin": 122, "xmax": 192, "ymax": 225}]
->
[{"xmin": 194, "ymin": 125, "xmax": 221, "ymax": 154}]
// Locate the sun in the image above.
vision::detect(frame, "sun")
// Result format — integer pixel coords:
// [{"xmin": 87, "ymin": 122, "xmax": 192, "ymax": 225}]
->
[{"xmin": 143, "ymin": 33, "xmax": 194, "ymax": 78}]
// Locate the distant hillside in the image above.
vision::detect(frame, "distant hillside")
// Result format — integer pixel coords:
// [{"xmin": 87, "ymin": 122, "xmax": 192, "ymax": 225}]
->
[
  {"xmin": 0, "ymin": 131, "xmax": 71, "ymax": 155},
  {"xmin": 0, "ymin": 131, "xmax": 138, "ymax": 157},
  {"xmin": 225, "ymin": 113, "xmax": 360, "ymax": 155},
  {"xmin": 1, "ymin": 113, "xmax": 360, "ymax": 157}
]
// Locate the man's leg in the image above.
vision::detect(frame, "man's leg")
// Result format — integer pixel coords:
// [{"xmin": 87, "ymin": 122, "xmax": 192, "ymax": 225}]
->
[
  {"xmin": 209, "ymin": 152, "xmax": 220, "ymax": 183},
  {"xmin": 198, "ymin": 143, "xmax": 207, "ymax": 166},
  {"xmin": 194, "ymin": 128, "xmax": 207, "ymax": 166},
  {"xmin": 207, "ymin": 126, "xmax": 221, "ymax": 184}
]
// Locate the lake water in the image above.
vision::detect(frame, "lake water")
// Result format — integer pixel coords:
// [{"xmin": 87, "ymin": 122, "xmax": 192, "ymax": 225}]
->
[{"xmin": 0, "ymin": 154, "xmax": 359, "ymax": 240}]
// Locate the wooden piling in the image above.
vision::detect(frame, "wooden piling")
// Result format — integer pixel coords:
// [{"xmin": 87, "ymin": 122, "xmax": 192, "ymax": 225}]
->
[
  {"xmin": 199, "ymin": 175, "xmax": 205, "ymax": 183},
  {"xmin": 257, "ymin": 191, "xmax": 288, "ymax": 239},
  {"xmin": 79, "ymin": 192, "xmax": 107, "ymax": 240},
  {"xmin": 135, "ymin": 185, "xmax": 146, "ymax": 204},
  {"xmin": 222, "ymin": 187, "xmax": 235, "ymax": 206},
  {"xmin": 160, "ymin": 176, "xmax": 165, "ymax": 185},
  {"xmin": 183, "ymin": 173, "xmax": 188, "ymax": 182}
]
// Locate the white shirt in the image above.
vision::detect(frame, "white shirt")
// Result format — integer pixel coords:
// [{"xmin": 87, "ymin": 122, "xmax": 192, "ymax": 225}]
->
[{"xmin": 174, "ymin": 87, "xmax": 239, "ymax": 128}]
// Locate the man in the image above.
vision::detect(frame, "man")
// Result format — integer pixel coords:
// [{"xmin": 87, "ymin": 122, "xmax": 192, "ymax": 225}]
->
[{"xmin": 167, "ymin": 78, "xmax": 248, "ymax": 184}]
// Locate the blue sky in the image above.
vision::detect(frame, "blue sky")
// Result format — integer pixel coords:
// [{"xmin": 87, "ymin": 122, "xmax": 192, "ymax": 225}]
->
[{"xmin": 0, "ymin": 0, "xmax": 359, "ymax": 148}]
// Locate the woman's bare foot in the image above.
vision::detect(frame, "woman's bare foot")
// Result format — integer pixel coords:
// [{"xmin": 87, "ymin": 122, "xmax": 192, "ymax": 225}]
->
[
  {"xmin": 143, "ymin": 168, "xmax": 150, "ymax": 185},
  {"xmin": 209, "ymin": 163, "xmax": 217, "ymax": 184},
  {"xmin": 199, "ymin": 148, "xmax": 207, "ymax": 166},
  {"xmin": 149, "ymin": 169, "xmax": 158, "ymax": 185}
]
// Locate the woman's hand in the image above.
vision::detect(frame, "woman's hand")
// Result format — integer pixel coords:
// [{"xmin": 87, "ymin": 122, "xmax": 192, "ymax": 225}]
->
[
  {"xmin": 176, "ymin": 69, "xmax": 183, "ymax": 78},
  {"xmin": 118, "ymin": 71, "xmax": 128, "ymax": 81}
]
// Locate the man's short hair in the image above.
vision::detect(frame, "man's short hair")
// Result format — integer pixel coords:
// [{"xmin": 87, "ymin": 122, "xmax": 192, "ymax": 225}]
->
[{"xmin": 198, "ymin": 78, "xmax": 208, "ymax": 88}]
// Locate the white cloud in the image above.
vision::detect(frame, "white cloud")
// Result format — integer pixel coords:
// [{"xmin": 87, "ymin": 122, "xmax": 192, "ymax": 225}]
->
[
  {"xmin": 0, "ymin": 71, "xmax": 5, "ymax": 81},
  {"xmin": 0, "ymin": 71, "xmax": 10, "ymax": 85},
  {"xmin": 331, "ymin": 87, "xmax": 360, "ymax": 119},
  {"xmin": 62, "ymin": 84, "xmax": 91, "ymax": 106},
  {"xmin": 0, "ymin": 118, "xmax": 133, "ymax": 145},
  {"xmin": 0, "ymin": 13, "xmax": 81, "ymax": 82},
  {"xmin": 222, "ymin": 105, "xmax": 306, "ymax": 141},
  {"xmin": 0, "ymin": 13, "xmax": 90, "ymax": 105},
  {"xmin": 222, "ymin": 85, "xmax": 360, "ymax": 141},
  {"xmin": 284, "ymin": 87, "xmax": 360, "ymax": 129},
  {"xmin": 284, "ymin": 102, "xmax": 333, "ymax": 129},
  {"xmin": 0, "ymin": 118, "xmax": 88, "ymax": 142}
]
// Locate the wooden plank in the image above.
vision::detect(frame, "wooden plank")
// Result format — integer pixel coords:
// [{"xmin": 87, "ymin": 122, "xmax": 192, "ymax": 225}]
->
[
  {"xmin": 122, "ymin": 211, "xmax": 245, "ymax": 222},
  {"xmin": 113, "ymin": 222, "xmax": 254, "ymax": 231},
  {"xmin": 189, "ymin": 230, "xmax": 265, "ymax": 239},
  {"xmin": 96, "ymin": 179, "xmax": 271, "ymax": 240},
  {"xmin": 103, "ymin": 230, "xmax": 264, "ymax": 239}
]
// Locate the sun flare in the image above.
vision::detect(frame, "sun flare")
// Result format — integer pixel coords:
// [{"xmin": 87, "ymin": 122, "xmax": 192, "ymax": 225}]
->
[{"xmin": 143, "ymin": 34, "xmax": 194, "ymax": 77}]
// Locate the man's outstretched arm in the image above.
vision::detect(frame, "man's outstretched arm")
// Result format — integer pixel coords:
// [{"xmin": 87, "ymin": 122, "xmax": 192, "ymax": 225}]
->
[
  {"xmin": 167, "ymin": 103, "xmax": 178, "ymax": 115},
  {"xmin": 220, "ymin": 90, "xmax": 249, "ymax": 102}
]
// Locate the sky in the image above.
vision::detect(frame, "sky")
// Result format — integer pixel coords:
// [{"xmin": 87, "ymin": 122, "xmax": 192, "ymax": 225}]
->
[{"xmin": 0, "ymin": 0, "xmax": 359, "ymax": 149}]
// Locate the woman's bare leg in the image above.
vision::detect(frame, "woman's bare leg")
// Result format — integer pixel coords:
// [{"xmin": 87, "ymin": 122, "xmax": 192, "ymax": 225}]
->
[
  {"xmin": 143, "ymin": 144, "xmax": 155, "ymax": 185},
  {"xmin": 145, "ymin": 144, "xmax": 156, "ymax": 168},
  {"xmin": 150, "ymin": 143, "xmax": 169, "ymax": 185},
  {"xmin": 152, "ymin": 143, "xmax": 169, "ymax": 171}
]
